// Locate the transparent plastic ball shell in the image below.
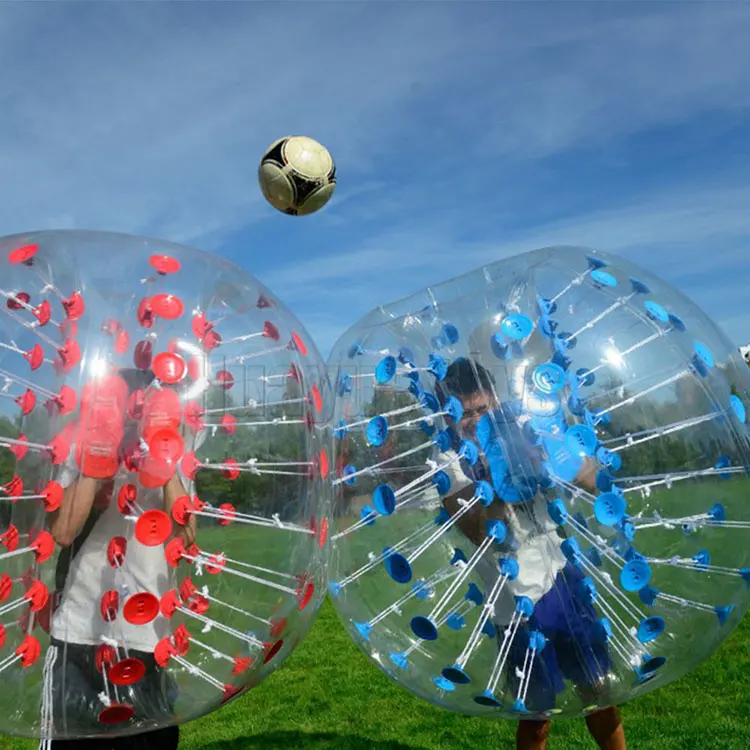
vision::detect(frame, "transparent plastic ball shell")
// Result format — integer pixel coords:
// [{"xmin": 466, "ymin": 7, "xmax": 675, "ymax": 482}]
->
[
  {"xmin": 0, "ymin": 231, "xmax": 331, "ymax": 740},
  {"xmin": 326, "ymin": 245, "xmax": 750, "ymax": 720},
  {"xmin": 258, "ymin": 135, "xmax": 337, "ymax": 216}
]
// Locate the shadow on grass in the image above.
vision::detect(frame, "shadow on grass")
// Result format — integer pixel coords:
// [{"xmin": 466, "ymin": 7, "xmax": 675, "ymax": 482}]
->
[{"xmin": 199, "ymin": 730, "xmax": 428, "ymax": 750}]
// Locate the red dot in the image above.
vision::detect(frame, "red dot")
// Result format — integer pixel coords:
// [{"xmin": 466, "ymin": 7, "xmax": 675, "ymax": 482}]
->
[
  {"xmin": 42, "ymin": 481, "xmax": 63, "ymax": 513},
  {"xmin": 151, "ymin": 293, "xmax": 184, "ymax": 320},
  {"xmin": 311, "ymin": 385, "xmax": 323, "ymax": 413},
  {"xmin": 135, "ymin": 510, "xmax": 173, "ymax": 546},
  {"xmin": 123, "ymin": 592, "xmax": 159, "ymax": 625},
  {"xmin": 149, "ymin": 254, "xmax": 181, "ymax": 275},
  {"xmin": 6, "ymin": 291, "xmax": 30, "ymax": 310},
  {"xmin": 202, "ymin": 329, "xmax": 222, "ymax": 352},
  {"xmin": 263, "ymin": 639, "xmax": 284, "ymax": 664},
  {"xmin": 108, "ymin": 657, "xmax": 146, "ymax": 686},
  {"xmin": 152, "ymin": 351, "xmax": 186, "ymax": 384},
  {"xmin": 183, "ymin": 400, "xmax": 206, "ymax": 432},
  {"xmin": 33, "ymin": 300, "xmax": 51, "ymax": 326},
  {"xmin": 24, "ymin": 344, "xmax": 44, "ymax": 371},
  {"xmin": 298, "ymin": 580, "xmax": 315, "ymax": 611},
  {"xmin": 216, "ymin": 370, "xmax": 234, "ymax": 390},
  {"xmin": 100, "ymin": 590, "xmax": 120, "ymax": 622},
  {"xmin": 98, "ymin": 704, "xmax": 135, "ymax": 725},
  {"xmin": 137, "ymin": 297, "xmax": 155, "ymax": 328},
  {"xmin": 16, "ymin": 634, "xmax": 42, "ymax": 667},
  {"xmin": 62, "ymin": 291, "xmax": 85, "ymax": 321},
  {"xmin": 291, "ymin": 332, "xmax": 308, "ymax": 356},
  {"xmin": 134, "ymin": 340, "xmax": 153, "ymax": 369},
  {"xmin": 192, "ymin": 311, "xmax": 213, "ymax": 339},
  {"xmin": 107, "ymin": 536, "xmax": 127, "ymax": 567},
  {"xmin": 0, "ymin": 574, "xmax": 12, "ymax": 603},
  {"xmin": 147, "ymin": 428, "xmax": 184, "ymax": 464},
  {"xmin": 95, "ymin": 644, "xmax": 117, "ymax": 673},
  {"xmin": 263, "ymin": 321, "xmax": 280, "ymax": 341},
  {"xmin": 117, "ymin": 484, "xmax": 137, "ymax": 515},
  {"xmin": 220, "ymin": 414, "xmax": 237, "ymax": 435},
  {"xmin": 8, "ymin": 244, "xmax": 38, "ymax": 265}
]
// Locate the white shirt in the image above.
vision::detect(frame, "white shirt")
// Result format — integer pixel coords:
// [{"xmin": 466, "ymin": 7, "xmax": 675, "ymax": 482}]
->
[
  {"xmin": 50, "ymin": 447, "xmax": 180, "ymax": 652},
  {"xmin": 435, "ymin": 448, "xmax": 567, "ymax": 625}
]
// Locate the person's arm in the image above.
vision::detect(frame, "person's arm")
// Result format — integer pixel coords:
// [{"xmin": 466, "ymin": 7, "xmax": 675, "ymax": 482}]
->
[
  {"xmin": 442, "ymin": 485, "xmax": 488, "ymax": 547},
  {"xmin": 164, "ymin": 472, "xmax": 196, "ymax": 546},
  {"xmin": 48, "ymin": 477, "xmax": 100, "ymax": 548},
  {"xmin": 573, "ymin": 457, "xmax": 599, "ymax": 493}
]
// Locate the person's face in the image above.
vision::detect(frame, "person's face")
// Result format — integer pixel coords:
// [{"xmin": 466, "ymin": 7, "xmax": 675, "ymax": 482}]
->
[{"xmin": 456, "ymin": 389, "xmax": 496, "ymax": 437}]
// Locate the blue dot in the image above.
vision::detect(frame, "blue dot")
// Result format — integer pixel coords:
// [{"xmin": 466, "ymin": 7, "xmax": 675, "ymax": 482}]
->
[
  {"xmin": 532, "ymin": 363, "xmax": 566, "ymax": 394},
  {"xmin": 620, "ymin": 559, "xmax": 652, "ymax": 592},
  {"xmin": 442, "ymin": 323, "xmax": 460, "ymax": 344},
  {"xmin": 730, "ymin": 395, "xmax": 746, "ymax": 424},
  {"xmin": 374, "ymin": 356, "xmax": 397, "ymax": 384},
  {"xmin": 366, "ymin": 416, "xmax": 388, "ymax": 446},
  {"xmin": 501, "ymin": 314, "xmax": 534, "ymax": 341},
  {"xmin": 693, "ymin": 342, "xmax": 715, "ymax": 369},
  {"xmin": 590, "ymin": 269, "xmax": 618, "ymax": 287},
  {"xmin": 372, "ymin": 485, "xmax": 396, "ymax": 515},
  {"xmin": 594, "ymin": 492, "xmax": 627, "ymax": 526},
  {"xmin": 433, "ymin": 676, "xmax": 456, "ymax": 692},
  {"xmin": 668, "ymin": 314, "xmax": 686, "ymax": 332},
  {"xmin": 644, "ymin": 301, "xmax": 669, "ymax": 324},
  {"xmin": 637, "ymin": 616, "xmax": 665, "ymax": 644},
  {"xmin": 565, "ymin": 424, "xmax": 599, "ymax": 457}
]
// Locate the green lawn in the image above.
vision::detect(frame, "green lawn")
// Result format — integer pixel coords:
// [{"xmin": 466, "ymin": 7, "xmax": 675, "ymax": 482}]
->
[{"xmin": 2, "ymin": 598, "xmax": 749, "ymax": 750}]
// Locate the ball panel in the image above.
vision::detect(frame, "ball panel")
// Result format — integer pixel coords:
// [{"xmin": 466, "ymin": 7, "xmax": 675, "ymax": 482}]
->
[
  {"xmin": 296, "ymin": 182, "xmax": 336, "ymax": 216},
  {"xmin": 282, "ymin": 136, "xmax": 334, "ymax": 180},
  {"xmin": 258, "ymin": 161, "xmax": 296, "ymax": 212}
]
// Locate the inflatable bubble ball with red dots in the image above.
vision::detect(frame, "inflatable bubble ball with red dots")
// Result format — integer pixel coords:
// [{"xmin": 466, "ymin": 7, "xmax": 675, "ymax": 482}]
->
[{"xmin": 0, "ymin": 230, "xmax": 331, "ymax": 741}]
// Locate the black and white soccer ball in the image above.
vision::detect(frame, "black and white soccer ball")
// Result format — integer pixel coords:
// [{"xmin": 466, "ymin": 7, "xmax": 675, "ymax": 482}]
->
[{"xmin": 258, "ymin": 135, "xmax": 336, "ymax": 216}]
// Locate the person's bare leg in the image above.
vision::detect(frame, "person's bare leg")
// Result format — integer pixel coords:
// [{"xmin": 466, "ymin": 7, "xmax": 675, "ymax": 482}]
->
[
  {"xmin": 516, "ymin": 719, "xmax": 551, "ymax": 750},
  {"xmin": 585, "ymin": 706, "xmax": 626, "ymax": 750}
]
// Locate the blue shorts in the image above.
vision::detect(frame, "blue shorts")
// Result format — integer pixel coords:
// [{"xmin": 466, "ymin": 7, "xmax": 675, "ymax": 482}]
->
[{"xmin": 504, "ymin": 563, "xmax": 610, "ymax": 711}]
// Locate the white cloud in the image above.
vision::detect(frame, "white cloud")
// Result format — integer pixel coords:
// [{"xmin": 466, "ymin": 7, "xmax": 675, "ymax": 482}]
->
[{"xmin": 262, "ymin": 179, "xmax": 750, "ymax": 352}]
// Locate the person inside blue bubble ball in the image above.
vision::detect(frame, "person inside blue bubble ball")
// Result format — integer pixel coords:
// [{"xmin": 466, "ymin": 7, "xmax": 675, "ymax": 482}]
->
[{"xmin": 436, "ymin": 358, "xmax": 626, "ymax": 750}]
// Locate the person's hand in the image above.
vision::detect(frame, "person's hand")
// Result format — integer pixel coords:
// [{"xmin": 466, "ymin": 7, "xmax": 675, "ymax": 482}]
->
[
  {"xmin": 574, "ymin": 457, "xmax": 599, "ymax": 492},
  {"xmin": 93, "ymin": 478, "xmax": 115, "ymax": 511},
  {"xmin": 77, "ymin": 374, "xmax": 128, "ymax": 478},
  {"xmin": 179, "ymin": 519, "xmax": 197, "ymax": 547}
]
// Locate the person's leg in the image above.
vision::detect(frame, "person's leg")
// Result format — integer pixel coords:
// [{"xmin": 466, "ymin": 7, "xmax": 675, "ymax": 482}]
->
[
  {"xmin": 585, "ymin": 706, "xmax": 626, "ymax": 750},
  {"xmin": 50, "ymin": 740, "xmax": 117, "ymax": 749},
  {"xmin": 112, "ymin": 725, "xmax": 180, "ymax": 750},
  {"xmin": 516, "ymin": 719, "xmax": 551, "ymax": 750}
]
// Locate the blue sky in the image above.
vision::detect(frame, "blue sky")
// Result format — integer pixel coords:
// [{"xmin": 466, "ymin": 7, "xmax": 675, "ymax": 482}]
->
[{"xmin": 1, "ymin": 2, "xmax": 749, "ymax": 356}]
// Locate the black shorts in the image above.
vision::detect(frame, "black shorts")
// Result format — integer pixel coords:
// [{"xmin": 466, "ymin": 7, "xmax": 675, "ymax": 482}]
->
[{"xmin": 49, "ymin": 638, "xmax": 179, "ymax": 744}]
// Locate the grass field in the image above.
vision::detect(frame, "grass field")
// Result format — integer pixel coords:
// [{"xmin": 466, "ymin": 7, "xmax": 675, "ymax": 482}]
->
[{"xmin": 1, "ymin": 597, "xmax": 749, "ymax": 750}]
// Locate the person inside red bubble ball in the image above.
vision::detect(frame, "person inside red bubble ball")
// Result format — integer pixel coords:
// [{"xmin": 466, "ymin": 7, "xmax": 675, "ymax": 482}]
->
[{"xmin": 46, "ymin": 367, "xmax": 201, "ymax": 749}]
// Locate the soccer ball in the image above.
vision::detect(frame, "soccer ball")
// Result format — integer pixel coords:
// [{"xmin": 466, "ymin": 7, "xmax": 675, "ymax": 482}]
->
[{"xmin": 258, "ymin": 135, "xmax": 336, "ymax": 216}]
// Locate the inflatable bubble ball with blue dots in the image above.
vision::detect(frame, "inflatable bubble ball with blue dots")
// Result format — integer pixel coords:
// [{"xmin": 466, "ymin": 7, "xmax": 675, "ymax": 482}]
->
[{"xmin": 325, "ymin": 245, "xmax": 750, "ymax": 719}]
